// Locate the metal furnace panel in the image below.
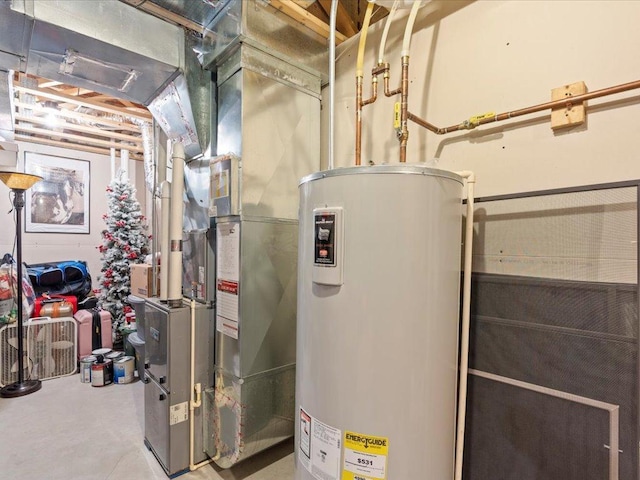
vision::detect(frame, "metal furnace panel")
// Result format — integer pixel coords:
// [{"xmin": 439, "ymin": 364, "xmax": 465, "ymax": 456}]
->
[
  {"xmin": 144, "ymin": 298, "xmax": 214, "ymax": 474},
  {"xmin": 182, "ymin": 227, "xmax": 215, "ymax": 303},
  {"xmin": 215, "ymin": 218, "xmax": 298, "ymax": 378}
]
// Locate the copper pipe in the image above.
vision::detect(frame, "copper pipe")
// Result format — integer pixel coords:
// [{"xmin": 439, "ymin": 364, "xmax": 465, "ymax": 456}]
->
[
  {"xmin": 355, "ymin": 76, "xmax": 363, "ymax": 165},
  {"xmin": 407, "ymin": 112, "xmax": 441, "ymax": 134},
  {"xmin": 399, "ymin": 56, "xmax": 410, "ymax": 163},
  {"xmin": 408, "ymin": 78, "xmax": 640, "ymax": 135},
  {"xmin": 362, "ymin": 77, "xmax": 379, "ymax": 106},
  {"xmin": 384, "ymin": 75, "xmax": 402, "ymax": 97}
]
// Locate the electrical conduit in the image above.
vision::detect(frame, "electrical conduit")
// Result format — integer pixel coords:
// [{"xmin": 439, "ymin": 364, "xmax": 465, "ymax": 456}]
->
[
  {"xmin": 355, "ymin": 0, "xmax": 375, "ymax": 166},
  {"xmin": 329, "ymin": 0, "xmax": 338, "ymax": 170},
  {"xmin": 454, "ymin": 170, "xmax": 475, "ymax": 480}
]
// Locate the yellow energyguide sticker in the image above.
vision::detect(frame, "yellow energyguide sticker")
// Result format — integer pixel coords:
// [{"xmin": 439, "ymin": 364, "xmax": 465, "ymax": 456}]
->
[{"xmin": 342, "ymin": 431, "xmax": 389, "ymax": 480}]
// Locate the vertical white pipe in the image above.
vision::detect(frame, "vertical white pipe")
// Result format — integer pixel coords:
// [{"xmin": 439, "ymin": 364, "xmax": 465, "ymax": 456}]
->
[
  {"xmin": 120, "ymin": 149, "xmax": 129, "ymax": 181},
  {"xmin": 328, "ymin": 0, "xmax": 338, "ymax": 170},
  {"xmin": 401, "ymin": 1, "xmax": 422, "ymax": 57},
  {"xmin": 110, "ymin": 147, "xmax": 116, "ymax": 181},
  {"xmin": 159, "ymin": 180, "xmax": 171, "ymax": 302},
  {"xmin": 454, "ymin": 171, "xmax": 475, "ymax": 480},
  {"xmin": 189, "ymin": 292, "xmax": 211, "ymax": 471},
  {"xmin": 379, "ymin": 0, "xmax": 400, "ymax": 64},
  {"xmin": 168, "ymin": 143, "xmax": 185, "ymax": 307}
]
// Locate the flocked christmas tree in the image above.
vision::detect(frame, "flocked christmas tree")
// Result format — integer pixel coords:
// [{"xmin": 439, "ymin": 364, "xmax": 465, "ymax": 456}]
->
[{"xmin": 98, "ymin": 171, "xmax": 150, "ymax": 331}]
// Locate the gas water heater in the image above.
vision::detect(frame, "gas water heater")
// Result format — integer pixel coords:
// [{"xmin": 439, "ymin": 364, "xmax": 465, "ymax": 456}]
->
[{"xmin": 295, "ymin": 165, "xmax": 464, "ymax": 480}]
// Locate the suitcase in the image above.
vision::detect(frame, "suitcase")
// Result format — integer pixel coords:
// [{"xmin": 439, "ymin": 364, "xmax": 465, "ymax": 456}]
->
[
  {"xmin": 39, "ymin": 300, "xmax": 74, "ymax": 318},
  {"xmin": 74, "ymin": 308, "xmax": 112, "ymax": 359},
  {"xmin": 33, "ymin": 294, "xmax": 78, "ymax": 317}
]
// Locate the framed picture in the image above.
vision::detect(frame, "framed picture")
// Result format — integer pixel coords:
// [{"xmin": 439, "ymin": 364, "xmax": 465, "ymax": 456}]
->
[{"xmin": 24, "ymin": 152, "xmax": 90, "ymax": 234}]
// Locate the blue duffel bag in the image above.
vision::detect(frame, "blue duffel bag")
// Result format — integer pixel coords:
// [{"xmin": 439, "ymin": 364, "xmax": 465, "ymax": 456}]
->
[{"xmin": 26, "ymin": 260, "xmax": 92, "ymax": 301}]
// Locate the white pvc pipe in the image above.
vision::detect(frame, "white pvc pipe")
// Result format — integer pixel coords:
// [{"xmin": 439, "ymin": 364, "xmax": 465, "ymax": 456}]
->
[
  {"xmin": 328, "ymin": 0, "xmax": 338, "ymax": 170},
  {"xmin": 454, "ymin": 170, "xmax": 475, "ymax": 480},
  {"xmin": 401, "ymin": 1, "xmax": 422, "ymax": 57},
  {"xmin": 168, "ymin": 142, "xmax": 185, "ymax": 307},
  {"xmin": 189, "ymin": 294, "xmax": 212, "ymax": 471},
  {"xmin": 120, "ymin": 148, "xmax": 129, "ymax": 180},
  {"xmin": 110, "ymin": 147, "xmax": 116, "ymax": 181},
  {"xmin": 159, "ymin": 180, "xmax": 171, "ymax": 302},
  {"xmin": 378, "ymin": 0, "xmax": 400, "ymax": 64}
]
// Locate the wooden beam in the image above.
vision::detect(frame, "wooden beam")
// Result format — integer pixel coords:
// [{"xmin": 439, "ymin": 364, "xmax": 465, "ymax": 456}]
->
[
  {"xmin": 317, "ymin": 0, "xmax": 358, "ymax": 37},
  {"xmin": 15, "ymin": 125, "xmax": 144, "ymax": 153},
  {"xmin": 54, "ymin": 86, "xmax": 95, "ymax": 97},
  {"xmin": 15, "ymin": 114, "xmax": 143, "ymax": 144},
  {"xmin": 14, "ymin": 84, "xmax": 152, "ymax": 121},
  {"xmin": 14, "ymin": 101, "xmax": 142, "ymax": 133},
  {"xmin": 269, "ymin": 0, "xmax": 347, "ymax": 44},
  {"xmin": 308, "ymin": 2, "xmax": 329, "ymax": 23},
  {"xmin": 38, "ymin": 80, "xmax": 63, "ymax": 89},
  {"xmin": 15, "ymin": 134, "xmax": 144, "ymax": 160},
  {"xmin": 290, "ymin": 0, "xmax": 316, "ymax": 7},
  {"xmin": 119, "ymin": 0, "xmax": 210, "ymax": 37}
]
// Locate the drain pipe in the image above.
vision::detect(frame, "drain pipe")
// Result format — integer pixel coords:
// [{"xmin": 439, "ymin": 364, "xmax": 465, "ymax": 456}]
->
[
  {"xmin": 355, "ymin": 0, "xmax": 375, "ymax": 166},
  {"xmin": 328, "ymin": 0, "xmax": 338, "ymax": 170},
  {"xmin": 189, "ymin": 285, "xmax": 212, "ymax": 471},
  {"xmin": 168, "ymin": 142, "xmax": 184, "ymax": 308},
  {"xmin": 454, "ymin": 170, "xmax": 476, "ymax": 480}
]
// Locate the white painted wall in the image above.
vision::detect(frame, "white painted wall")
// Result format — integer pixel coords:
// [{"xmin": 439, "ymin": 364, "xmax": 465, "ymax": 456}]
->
[
  {"xmin": 0, "ymin": 142, "xmax": 147, "ymax": 285},
  {"xmin": 327, "ymin": 0, "xmax": 640, "ymax": 198}
]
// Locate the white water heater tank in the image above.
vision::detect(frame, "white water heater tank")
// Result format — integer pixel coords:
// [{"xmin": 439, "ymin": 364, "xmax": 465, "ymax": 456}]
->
[{"xmin": 295, "ymin": 165, "xmax": 464, "ymax": 480}]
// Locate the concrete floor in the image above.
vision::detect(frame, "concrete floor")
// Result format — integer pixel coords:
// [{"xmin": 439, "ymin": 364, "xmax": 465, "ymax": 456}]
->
[{"xmin": 0, "ymin": 374, "xmax": 294, "ymax": 480}]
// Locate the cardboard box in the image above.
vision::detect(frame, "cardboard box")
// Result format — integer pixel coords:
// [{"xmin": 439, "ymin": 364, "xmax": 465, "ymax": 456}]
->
[{"xmin": 130, "ymin": 264, "xmax": 158, "ymax": 298}]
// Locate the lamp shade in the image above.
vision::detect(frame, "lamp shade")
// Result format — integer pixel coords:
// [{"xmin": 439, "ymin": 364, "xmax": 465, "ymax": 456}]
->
[{"xmin": 0, "ymin": 171, "xmax": 43, "ymax": 190}]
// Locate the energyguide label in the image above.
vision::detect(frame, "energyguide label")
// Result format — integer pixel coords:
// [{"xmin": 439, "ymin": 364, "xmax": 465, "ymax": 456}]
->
[{"xmin": 342, "ymin": 431, "xmax": 389, "ymax": 480}]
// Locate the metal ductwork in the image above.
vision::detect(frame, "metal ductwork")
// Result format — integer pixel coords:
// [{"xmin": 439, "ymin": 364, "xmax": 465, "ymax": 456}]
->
[
  {"xmin": 11, "ymin": 0, "xmax": 183, "ymax": 105},
  {"xmin": 0, "ymin": 0, "xmax": 210, "ymax": 159},
  {"xmin": 0, "ymin": 70, "xmax": 15, "ymax": 142}
]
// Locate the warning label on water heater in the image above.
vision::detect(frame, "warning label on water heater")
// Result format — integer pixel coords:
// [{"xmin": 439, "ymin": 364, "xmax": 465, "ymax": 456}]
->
[
  {"xmin": 299, "ymin": 407, "xmax": 342, "ymax": 480},
  {"xmin": 342, "ymin": 431, "xmax": 389, "ymax": 480}
]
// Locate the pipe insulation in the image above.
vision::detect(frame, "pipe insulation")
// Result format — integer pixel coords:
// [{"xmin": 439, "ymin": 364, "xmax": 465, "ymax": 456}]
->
[
  {"xmin": 159, "ymin": 180, "xmax": 171, "ymax": 302},
  {"xmin": 168, "ymin": 142, "xmax": 185, "ymax": 307},
  {"xmin": 454, "ymin": 170, "xmax": 476, "ymax": 480}
]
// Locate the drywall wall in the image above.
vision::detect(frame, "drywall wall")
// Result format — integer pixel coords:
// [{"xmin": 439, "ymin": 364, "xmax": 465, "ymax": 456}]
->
[
  {"xmin": 327, "ymin": 0, "xmax": 640, "ymax": 198},
  {"xmin": 0, "ymin": 141, "xmax": 147, "ymax": 288}
]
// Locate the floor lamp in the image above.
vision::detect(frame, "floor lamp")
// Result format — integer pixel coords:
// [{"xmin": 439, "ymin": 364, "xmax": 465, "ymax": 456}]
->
[{"xmin": 0, "ymin": 171, "xmax": 43, "ymax": 398}]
